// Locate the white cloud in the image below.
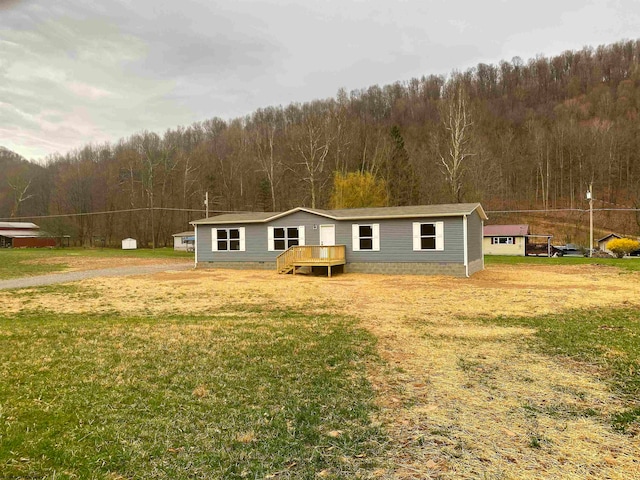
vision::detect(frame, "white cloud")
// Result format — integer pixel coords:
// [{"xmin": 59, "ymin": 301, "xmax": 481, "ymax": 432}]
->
[
  {"xmin": 67, "ymin": 82, "xmax": 115, "ymax": 100},
  {"xmin": 0, "ymin": 0, "xmax": 637, "ymax": 161}
]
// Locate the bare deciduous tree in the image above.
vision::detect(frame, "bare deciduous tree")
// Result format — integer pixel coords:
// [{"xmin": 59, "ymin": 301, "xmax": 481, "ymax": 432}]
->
[
  {"xmin": 7, "ymin": 175, "xmax": 33, "ymax": 217},
  {"xmin": 438, "ymin": 83, "xmax": 474, "ymax": 203},
  {"xmin": 290, "ymin": 108, "xmax": 333, "ymax": 208}
]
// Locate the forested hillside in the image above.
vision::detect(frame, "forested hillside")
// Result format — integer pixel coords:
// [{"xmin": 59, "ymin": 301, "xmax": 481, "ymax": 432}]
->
[{"xmin": 2, "ymin": 40, "xmax": 640, "ymax": 247}]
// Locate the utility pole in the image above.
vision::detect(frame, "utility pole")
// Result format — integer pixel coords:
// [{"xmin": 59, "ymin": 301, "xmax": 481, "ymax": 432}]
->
[
  {"xmin": 204, "ymin": 191, "xmax": 209, "ymax": 218},
  {"xmin": 587, "ymin": 183, "xmax": 593, "ymax": 257}
]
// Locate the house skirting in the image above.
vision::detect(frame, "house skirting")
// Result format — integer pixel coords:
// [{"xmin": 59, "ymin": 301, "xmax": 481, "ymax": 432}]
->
[
  {"xmin": 346, "ymin": 262, "xmax": 468, "ymax": 277},
  {"xmin": 196, "ymin": 260, "xmax": 482, "ymax": 277},
  {"xmin": 468, "ymin": 258, "xmax": 484, "ymax": 276},
  {"xmin": 197, "ymin": 261, "xmax": 275, "ymax": 270}
]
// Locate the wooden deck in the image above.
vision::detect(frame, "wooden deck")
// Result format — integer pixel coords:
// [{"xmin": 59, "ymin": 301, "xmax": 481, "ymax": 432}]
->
[{"xmin": 276, "ymin": 245, "xmax": 346, "ymax": 277}]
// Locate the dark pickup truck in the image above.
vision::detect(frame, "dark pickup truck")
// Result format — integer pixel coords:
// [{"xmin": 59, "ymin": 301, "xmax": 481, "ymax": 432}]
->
[{"xmin": 552, "ymin": 243, "xmax": 583, "ymax": 257}]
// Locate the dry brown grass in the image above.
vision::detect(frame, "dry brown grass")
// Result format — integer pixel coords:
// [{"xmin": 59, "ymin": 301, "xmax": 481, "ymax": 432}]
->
[
  {"xmin": 20, "ymin": 254, "xmax": 186, "ymax": 271},
  {"xmin": 3, "ymin": 263, "xmax": 640, "ymax": 478}
]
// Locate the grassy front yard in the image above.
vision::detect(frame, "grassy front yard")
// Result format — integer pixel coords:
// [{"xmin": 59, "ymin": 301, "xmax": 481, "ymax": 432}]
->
[
  {"xmin": 0, "ymin": 310, "xmax": 384, "ymax": 479},
  {"xmin": 1, "ymin": 255, "xmax": 640, "ymax": 478}
]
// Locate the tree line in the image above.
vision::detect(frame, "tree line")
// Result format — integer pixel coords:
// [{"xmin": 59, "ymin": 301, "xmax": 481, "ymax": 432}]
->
[{"xmin": 2, "ymin": 39, "xmax": 640, "ymax": 246}]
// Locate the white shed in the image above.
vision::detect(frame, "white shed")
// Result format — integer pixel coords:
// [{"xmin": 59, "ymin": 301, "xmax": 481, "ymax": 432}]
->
[{"xmin": 122, "ymin": 238, "xmax": 137, "ymax": 250}]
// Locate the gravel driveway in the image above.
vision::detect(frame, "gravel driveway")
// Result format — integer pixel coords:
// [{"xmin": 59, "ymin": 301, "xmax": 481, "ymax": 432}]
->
[{"xmin": 0, "ymin": 262, "xmax": 194, "ymax": 290}]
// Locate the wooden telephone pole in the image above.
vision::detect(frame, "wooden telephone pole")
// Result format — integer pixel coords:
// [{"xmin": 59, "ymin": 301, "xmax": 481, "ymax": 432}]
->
[{"xmin": 587, "ymin": 183, "xmax": 593, "ymax": 257}]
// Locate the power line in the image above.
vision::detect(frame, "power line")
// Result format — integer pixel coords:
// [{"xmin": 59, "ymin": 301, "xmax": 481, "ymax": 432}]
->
[
  {"xmin": 0, "ymin": 207, "xmax": 208, "ymax": 221},
  {"xmin": 3, "ymin": 206, "xmax": 639, "ymax": 222},
  {"xmin": 487, "ymin": 208, "xmax": 640, "ymax": 214}
]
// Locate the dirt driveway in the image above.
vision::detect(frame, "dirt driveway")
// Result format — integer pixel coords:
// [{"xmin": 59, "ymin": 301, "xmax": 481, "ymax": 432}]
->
[
  {"xmin": 2, "ymin": 263, "xmax": 639, "ymax": 479},
  {"xmin": 0, "ymin": 262, "xmax": 193, "ymax": 290}
]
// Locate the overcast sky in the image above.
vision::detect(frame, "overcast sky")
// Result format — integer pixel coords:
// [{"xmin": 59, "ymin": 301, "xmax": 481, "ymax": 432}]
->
[{"xmin": 1, "ymin": 0, "xmax": 638, "ymax": 161}]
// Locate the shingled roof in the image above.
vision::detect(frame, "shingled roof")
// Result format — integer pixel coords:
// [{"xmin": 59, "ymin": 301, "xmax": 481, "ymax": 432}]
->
[
  {"xmin": 483, "ymin": 224, "xmax": 529, "ymax": 237},
  {"xmin": 191, "ymin": 203, "xmax": 487, "ymax": 225}
]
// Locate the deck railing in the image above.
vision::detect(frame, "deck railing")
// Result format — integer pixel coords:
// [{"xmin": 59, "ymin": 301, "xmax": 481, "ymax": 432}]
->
[{"xmin": 276, "ymin": 245, "xmax": 346, "ymax": 272}]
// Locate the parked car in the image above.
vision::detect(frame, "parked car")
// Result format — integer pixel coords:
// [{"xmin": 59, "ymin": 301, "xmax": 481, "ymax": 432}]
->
[
  {"xmin": 629, "ymin": 249, "xmax": 640, "ymax": 257},
  {"xmin": 552, "ymin": 243, "xmax": 584, "ymax": 257}
]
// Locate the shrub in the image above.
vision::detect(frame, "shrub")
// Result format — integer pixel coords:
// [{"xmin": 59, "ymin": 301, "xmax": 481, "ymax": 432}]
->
[{"xmin": 607, "ymin": 238, "xmax": 640, "ymax": 258}]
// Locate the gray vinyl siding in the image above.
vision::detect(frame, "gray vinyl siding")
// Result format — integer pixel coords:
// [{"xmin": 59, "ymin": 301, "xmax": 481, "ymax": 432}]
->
[
  {"xmin": 196, "ymin": 223, "xmax": 267, "ymax": 263},
  {"xmin": 196, "ymin": 211, "xmax": 332, "ymax": 263},
  {"xmin": 267, "ymin": 211, "xmax": 331, "ymax": 246},
  {"xmin": 342, "ymin": 216, "xmax": 464, "ymax": 263},
  {"xmin": 466, "ymin": 211, "xmax": 484, "ymax": 263},
  {"xmin": 196, "ymin": 212, "xmax": 466, "ymax": 264}
]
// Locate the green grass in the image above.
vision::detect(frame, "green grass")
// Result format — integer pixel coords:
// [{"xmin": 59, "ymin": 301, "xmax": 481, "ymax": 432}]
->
[
  {"xmin": 0, "ymin": 247, "xmax": 193, "ymax": 280},
  {"xmin": 484, "ymin": 254, "xmax": 640, "ymax": 272},
  {"xmin": 0, "ymin": 310, "xmax": 385, "ymax": 479},
  {"xmin": 482, "ymin": 307, "xmax": 640, "ymax": 433}
]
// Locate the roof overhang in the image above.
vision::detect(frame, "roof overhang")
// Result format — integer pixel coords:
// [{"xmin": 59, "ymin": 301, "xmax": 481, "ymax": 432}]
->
[
  {"xmin": 191, "ymin": 204, "xmax": 488, "ymax": 225},
  {"xmin": 596, "ymin": 233, "xmax": 622, "ymax": 242},
  {"xmin": 0, "ymin": 230, "xmax": 45, "ymax": 238}
]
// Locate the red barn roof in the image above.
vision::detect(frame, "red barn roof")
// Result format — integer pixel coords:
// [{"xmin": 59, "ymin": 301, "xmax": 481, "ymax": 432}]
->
[{"xmin": 0, "ymin": 222, "xmax": 39, "ymax": 231}]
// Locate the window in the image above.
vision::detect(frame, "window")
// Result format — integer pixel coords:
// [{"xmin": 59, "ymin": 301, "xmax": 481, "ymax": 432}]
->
[
  {"xmin": 491, "ymin": 236, "xmax": 514, "ymax": 245},
  {"xmin": 211, "ymin": 227, "xmax": 245, "ymax": 252},
  {"xmin": 352, "ymin": 224, "xmax": 380, "ymax": 251},
  {"xmin": 412, "ymin": 222, "xmax": 444, "ymax": 251},
  {"xmin": 268, "ymin": 226, "xmax": 305, "ymax": 251}
]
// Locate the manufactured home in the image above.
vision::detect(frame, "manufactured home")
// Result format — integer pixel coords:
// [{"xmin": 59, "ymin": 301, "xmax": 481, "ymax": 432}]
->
[
  {"xmin": 483, "ymin": 224, "xmax": 529, "ymax": 256},
  {"xmin": 191, "ymin": 203, "xmax": 486, "ymax": 277},
  {"xmin": 172, "ymin": 231, "xmax": 195, "ymax": 252}
]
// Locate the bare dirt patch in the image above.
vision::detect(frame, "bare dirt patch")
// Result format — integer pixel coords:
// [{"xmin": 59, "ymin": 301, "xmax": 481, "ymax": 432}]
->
[
  {"xmin": 21, "ymin": 255, "xmax": 187, "ymax": 272},
  {"xmin": 3, "ymin": 263, "xmax": 640, "ymax": 478}
]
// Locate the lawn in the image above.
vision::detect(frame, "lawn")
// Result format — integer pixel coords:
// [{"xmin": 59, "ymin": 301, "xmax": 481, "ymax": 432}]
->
[
  {"xmin": 0, "ymin": 309, "xmax": 385, "ymax": 479},
  {"xmin": 485, "ymin": 253, "xmax": 640, "ymax": 272},
  {"xmin": 2, "ymin": 257, "xmax": 640, "ymax": 478},
  {"xmin": 0, "ymin": 247, "xmax": 192, "ymax": 280},
  {"xmin": 484, "ymin": 307, "xmax": 640, "ymax": 433}
]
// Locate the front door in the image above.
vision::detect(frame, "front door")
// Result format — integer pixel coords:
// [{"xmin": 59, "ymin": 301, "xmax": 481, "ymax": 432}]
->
[{"xmin": 319, "ymin": 224, "xmax": 335, "ymax": 246}]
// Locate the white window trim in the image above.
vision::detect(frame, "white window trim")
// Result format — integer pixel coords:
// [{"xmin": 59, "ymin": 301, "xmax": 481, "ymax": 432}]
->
[
  {"xmin": 492, "ymin": 236, "xmax": 514, "ymax": 245},
  {"xmin": 194, "ymin": 227, "xmax": 198, "ymax": 267},
  {"xmin": 463, "ymin": 214, "xmax": 468, "ymax": 278},
  {"xmin": 267, "ymin": 225, "xmax": 305, "ymax": 251},
  {"xmin": 412, "ymin": 221, "xmax": 444, "ymax": 251},
  {"xmin": 212, "ymin": 227, "xmax": 245, "ymax": 252},
  {"xmin": 352, "ymin": 224, "xmax": 380, "ymax": 252}
]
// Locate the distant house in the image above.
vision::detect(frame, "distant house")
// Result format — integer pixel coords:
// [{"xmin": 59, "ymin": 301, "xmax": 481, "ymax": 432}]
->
[
  {"xmin": 172, "ymin": 231, "xmax": 195, "ymax": 252},
  {"xmin": 0, "ymin": 222, "xmax": 56, "ymax": 248},
  {"xmin": 191, "ymin": 203, "xmax": 487, "ymax": 277},
  {"xmin": 597, "ymin": 233, "xmax": 622, "ymax": 254},
  {"xmin": 483, "ymin": 224, "xmax": 529, "ymax": 256}
]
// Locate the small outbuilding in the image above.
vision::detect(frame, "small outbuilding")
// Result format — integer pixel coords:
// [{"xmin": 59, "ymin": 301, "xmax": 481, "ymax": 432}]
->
[
  {"xmin": 121, "ymin": 238, "xmax": 137, "ymax": 250},
  {"xmin": 597, "ymin": 233, "xmax": 622, "ymax": 254},
  {"xmin": 483, "ymin": 224, "xmax": 529, "ymax": 256},
  {"xmin": 0, "ymin": 222, "xmax": 56, "ymax": 248},
  {"xmin": 172, "ymin": 231, "xmax": 195, "ymax": 252}
]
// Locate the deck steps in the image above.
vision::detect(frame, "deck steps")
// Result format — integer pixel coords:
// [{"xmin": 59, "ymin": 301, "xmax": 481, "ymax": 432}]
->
[{"xmin": 275, "ymin": 245, "xmax": 346, "ymax": 277}]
